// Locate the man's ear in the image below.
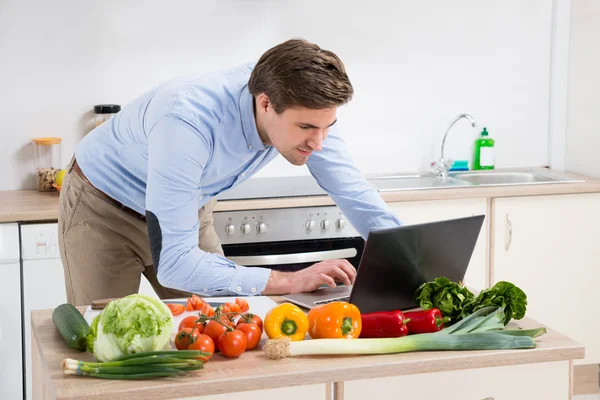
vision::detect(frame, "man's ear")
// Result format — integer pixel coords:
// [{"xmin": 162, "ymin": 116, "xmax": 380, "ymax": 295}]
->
[{"xmin": 255, "ymin": 93, "xmax": 271, "ymax": 114}]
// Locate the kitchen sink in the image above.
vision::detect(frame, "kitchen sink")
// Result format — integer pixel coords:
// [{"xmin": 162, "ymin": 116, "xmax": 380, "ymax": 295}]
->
[
  {"xmin": 450, "ymin": 172, "xmax": 550, "ymax": 185},
  {"xmin": 368, "ymin": 175, "xmax": 469, "ymax": 191},
  {"xmin": 449, "ymin": 169, "xmax": 584, "ymax": 186},
  {"xmin": 366, "ymin": 168, "xmax": 584, "ymax": 192}
]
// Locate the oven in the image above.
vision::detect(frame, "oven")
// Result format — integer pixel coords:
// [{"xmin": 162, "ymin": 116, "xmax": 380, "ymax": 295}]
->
[{"xmin": 212, "ymin": 205, "xmax": 365, "ymax": 272}]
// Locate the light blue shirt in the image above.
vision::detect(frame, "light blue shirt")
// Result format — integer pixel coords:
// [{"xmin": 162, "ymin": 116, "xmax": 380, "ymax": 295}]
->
[{"xmin": 75, "ymin": 62, "xmax": 403, "ymax": 296}]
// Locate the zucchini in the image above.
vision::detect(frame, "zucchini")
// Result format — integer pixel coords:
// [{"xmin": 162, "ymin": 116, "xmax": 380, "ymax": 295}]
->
[{"xmin": 52, "ymin": 303, "xmax": 90, "ymax": 351}]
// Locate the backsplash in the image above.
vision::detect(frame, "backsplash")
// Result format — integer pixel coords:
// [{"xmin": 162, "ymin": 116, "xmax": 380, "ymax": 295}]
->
[{"xmin": 0, "ymin": 0, "xmax": 554, "ymax": 190}]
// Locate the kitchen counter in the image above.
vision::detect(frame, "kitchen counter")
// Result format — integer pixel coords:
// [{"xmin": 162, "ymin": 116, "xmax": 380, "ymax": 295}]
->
[
  {"xmin": 0, "ymin": 190, "xmax": 61, "ymax": 223},
  {"xmin": 2, "ymin": 169, "xmax": 600, "ymax": 222},
  {"xmin": 31, "ymin": 299, "xmax": 584, "ymax": 400}
]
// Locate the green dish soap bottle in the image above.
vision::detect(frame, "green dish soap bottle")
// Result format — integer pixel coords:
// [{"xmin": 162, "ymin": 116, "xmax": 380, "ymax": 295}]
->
[{"xmin": 473, "ymin": 127, "xmax": 495, "ymax": 170}]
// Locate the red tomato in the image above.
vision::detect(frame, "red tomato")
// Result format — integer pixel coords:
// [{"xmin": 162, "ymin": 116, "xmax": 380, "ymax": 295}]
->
[
  {"xmin": 204, "ymin": 320, "xmax": 228, "ymax": 351},
  {"xmin": 199, "ymin": 302, "xmax": 215, "ymax": 317},
  {"xmin": 178, "ymin": 316, "xmax": 204, "ymax": 333},
  {"xmin": 236, "ymin": 323, "xmax": 261, "ymax": 350},
  {"xmin": 188, "ymin": 334, "xmax": 215, "ymax": 362},
  {"xmin": 217, "ymin": 330, "xmax": 247, "ymax": 358},
  {"xmin": 236, "ymin": 313, "xmax": 263, "ymax": 332},
  {"xmin": 175, "ymin": 327, "xmax": 199, "ymax": 350},
  {"xmin": 235, "ymin": 298, "xmax": 250, "ymax": 313},
  {"xmin": 166, "ymin": 303, "xmax": 185, "ymax": 316},
  {"xmin": 190, "ymin": 294, "xmax": 205, "ymax": 310},
  {"xmin": 186, "ymin": 298, "xmax": 195, "ymax": 312},
  {"xmin": 224, "ymin": 302, "xmax": 241, "ymax": 314}
]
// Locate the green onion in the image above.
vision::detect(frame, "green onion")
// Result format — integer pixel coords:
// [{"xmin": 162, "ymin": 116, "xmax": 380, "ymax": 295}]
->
[
  {"xmin": 61, "ymin": 350, "xmax": 208, "ymax": 380},
  {"xmin": 264, "ymin": 306, "xmax": 545, "ymax": 360}
]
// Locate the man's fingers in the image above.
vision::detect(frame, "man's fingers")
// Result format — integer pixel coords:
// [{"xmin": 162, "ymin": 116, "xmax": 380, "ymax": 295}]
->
[
  {"xmin": 325, "ymin": 265, "xmax": 352, "ymax": 286},
  {"xmin": 334, "ymin": 260, "xmax": 357, "ymax": 284},
  {"xmin": 318, "ymin": 273, "xmax": 336, "ymax": 288}
]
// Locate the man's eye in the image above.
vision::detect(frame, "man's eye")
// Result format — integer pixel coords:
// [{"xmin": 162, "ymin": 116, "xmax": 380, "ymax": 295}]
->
[{"xmin": 299, "ymin": 126, "xmax": 311, "ymax": 130}]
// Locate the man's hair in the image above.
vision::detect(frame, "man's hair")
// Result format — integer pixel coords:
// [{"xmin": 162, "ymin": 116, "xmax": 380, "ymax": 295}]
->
[{"xmin": 248, "ymin": 38, "xmax": 354, "ymax": 113}]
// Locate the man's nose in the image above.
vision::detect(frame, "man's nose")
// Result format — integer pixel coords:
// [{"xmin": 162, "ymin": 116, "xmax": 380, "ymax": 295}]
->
[{"xmin": 307, "ymin": 131, "xmax": 324, "ymax": 151}]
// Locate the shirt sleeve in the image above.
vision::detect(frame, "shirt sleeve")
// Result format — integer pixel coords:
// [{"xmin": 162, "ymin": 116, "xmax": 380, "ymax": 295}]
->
[
  {"xmin": 306, "ymin": 125, "xmax": 404, "ymax": 239},
  {"xmin": 145, "ymin": 115, "xmax": 271, "ymax": 296}
]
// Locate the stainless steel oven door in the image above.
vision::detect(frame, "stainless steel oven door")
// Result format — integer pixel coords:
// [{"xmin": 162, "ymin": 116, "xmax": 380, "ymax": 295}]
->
[{"xmin": 221, "ymin": 237, "xmax": 365, "ymax": 272}]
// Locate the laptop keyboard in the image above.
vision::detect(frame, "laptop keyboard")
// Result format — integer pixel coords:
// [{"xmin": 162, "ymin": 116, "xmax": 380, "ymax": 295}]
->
[{"xmin": 314, "ymin": 296, "xmax": 351, "ymax": 305}]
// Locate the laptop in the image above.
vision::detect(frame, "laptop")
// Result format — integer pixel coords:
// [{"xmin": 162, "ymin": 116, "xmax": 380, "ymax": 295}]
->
[{"xmin": 281, "ymin": 214, "xmax": 485, "ymax": 314}]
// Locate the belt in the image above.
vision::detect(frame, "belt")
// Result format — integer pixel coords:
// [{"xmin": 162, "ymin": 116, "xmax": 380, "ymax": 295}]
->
[{"xmin": 72, "ymin": 159, "xmax": 147, "ymax": 222}]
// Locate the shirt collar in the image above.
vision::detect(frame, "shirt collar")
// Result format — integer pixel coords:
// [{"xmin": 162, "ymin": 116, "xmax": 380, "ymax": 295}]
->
[{"xmin": 239, "ymin": 85, "xmax": 266, "ymax": 151}]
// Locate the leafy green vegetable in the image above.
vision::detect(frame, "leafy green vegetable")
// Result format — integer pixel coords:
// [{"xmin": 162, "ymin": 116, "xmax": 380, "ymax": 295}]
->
[
  {"xmin": 414, "ymin": 277, "xmax": 528, "ymax": 326},
  {"xmin": 86, "ymin": 314, "xmax": 99, "ymax": 354},
  {"xmin": 87, "ymin": 294, "xmax": 173, "ymax": 362},
  {"xmin": 461, "ymin": 281, "xmax": 527, "ymax": 325},
  {"xmin": 414, "ymin": 277, "xmax": 474, "ymax": 321}
]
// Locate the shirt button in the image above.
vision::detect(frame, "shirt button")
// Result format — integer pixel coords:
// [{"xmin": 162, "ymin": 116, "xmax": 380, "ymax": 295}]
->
[
  {"xmin": 241, "ymin": 172, "xmax": 246, "ymax": 177},
  {"xmin": 248, "ymin": 144, "xmax": 253, "ymax": 150},
  {"xmin": 236, "ymin": 286, "xmax": 242, "ymax": 293},
  {"xmin": 203, "ymin": 288, "xmax": 208, "ymax": 292},
  {"xmin": 251, "ymin": 287, "xmax": 257, "ymax": 293}
]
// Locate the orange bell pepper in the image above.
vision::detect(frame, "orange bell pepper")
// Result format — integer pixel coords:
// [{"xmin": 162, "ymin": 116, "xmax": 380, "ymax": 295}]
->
[{"xmin": 307, "ymin": 301, "xmax": 362, "ymax": 339}]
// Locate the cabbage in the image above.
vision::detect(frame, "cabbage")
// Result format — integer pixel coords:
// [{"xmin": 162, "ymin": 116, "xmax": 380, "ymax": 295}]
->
[{"xmin": 86, "ymin": 294, "xmax": 173, "ymax": 362}]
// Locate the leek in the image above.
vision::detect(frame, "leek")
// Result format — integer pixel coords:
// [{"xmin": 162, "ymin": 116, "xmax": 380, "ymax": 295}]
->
[{"xmin": 264, "ymin": 306, "xmax": 546, "ymax": 360}]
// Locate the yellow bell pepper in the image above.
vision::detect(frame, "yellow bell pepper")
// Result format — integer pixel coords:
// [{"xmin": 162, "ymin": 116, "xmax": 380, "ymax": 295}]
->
[
  {"xmin": 308, "ymin": 301, "xmax": 362, "ymax": 339},
  {"xmin": 264, "ymin": 303, "xmax": 309, "ymax": 341}
]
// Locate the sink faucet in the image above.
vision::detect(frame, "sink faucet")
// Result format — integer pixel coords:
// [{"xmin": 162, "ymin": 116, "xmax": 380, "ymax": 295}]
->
[{"xmin": 431, "ymin": 113, "xmax": 477, "ymax": 179}]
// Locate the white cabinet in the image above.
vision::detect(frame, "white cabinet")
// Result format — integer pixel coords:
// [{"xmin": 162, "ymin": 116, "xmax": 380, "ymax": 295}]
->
[
  {"xmin": 387, "ymin": 198, "xmax": 489, "ymax": 291},
  {"xmin": 21, "ymin": 223, "xmax": 66, "ymax": 400},
  {"xmin": 492, "ymin": 193, "xmax": 600, "ymax": 365},
  {"xmin": 184, "ymin": 384, "xmax": 329, "ymax": 400},
  {"xmin": 343, "ymin": 360, "xmax": 570, "ymax": 400},
  {"xmin": 0, "ymin": 223, "xmax": 23, "ymax": 400}
]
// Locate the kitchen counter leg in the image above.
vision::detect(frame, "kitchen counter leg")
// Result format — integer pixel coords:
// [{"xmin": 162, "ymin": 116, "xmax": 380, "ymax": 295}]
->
[{"xmin": 334, "ymin": 381, "xmax": 344, "ymax": 400}]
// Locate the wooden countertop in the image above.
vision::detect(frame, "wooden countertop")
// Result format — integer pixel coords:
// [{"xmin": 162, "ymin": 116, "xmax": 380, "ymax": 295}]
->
[
  {"xmin": 3, "ymin": 169, "xmax": 600, "ymax": 223},
  {"xmin": 0, "ymin": 190, "xmax": 60, "ymax": 223},
  {"xmin": 32, "ymin": 300, "xmax": 584, "ymax": 400}
]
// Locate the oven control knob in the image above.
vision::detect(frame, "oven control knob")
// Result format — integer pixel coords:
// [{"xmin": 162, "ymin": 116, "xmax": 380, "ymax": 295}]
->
[
  {"xmin": 321, "ymin": 220, "xmax": 330, "ymax": 231},
  {"xmin": 257, "ymin": 222, "xmax": 267, "ymax": 234},
  {"xmin": 241, "ymin": 223, "xmax": 251, "ymax": 234},
  {"xmin": 225, "ymin": 224, "xmax": 235, "ymax": 236},
  {"xmin": 336, "ymin": 219, "xmax": 346, "ymax": 229},
  {"xmin": 305, "ymin": 220, "xmax": 316, "ymax": 231}
]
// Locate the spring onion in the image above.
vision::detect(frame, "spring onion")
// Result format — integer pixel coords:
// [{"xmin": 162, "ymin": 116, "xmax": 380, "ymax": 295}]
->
[
  {"xmin": 61, "ymin": 350, "xmax": 210, "ymax": 380},
  {"xmin": 264, "ymin": 306, "xmax": 546, "ymax": 360}
]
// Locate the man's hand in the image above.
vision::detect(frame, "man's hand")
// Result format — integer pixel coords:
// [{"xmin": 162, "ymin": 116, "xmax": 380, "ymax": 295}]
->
[{"xmin": 261, "ymin": 259, "xmax": 357, "ymax": 295}]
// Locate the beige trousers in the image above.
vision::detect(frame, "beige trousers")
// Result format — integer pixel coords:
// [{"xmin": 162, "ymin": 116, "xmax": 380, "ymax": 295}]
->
[{"xmin": 57, "ymin": 158, "xmax": 224, "ymax": 306}]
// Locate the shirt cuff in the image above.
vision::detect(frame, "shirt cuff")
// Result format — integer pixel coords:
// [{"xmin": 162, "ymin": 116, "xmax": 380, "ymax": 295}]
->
[{"xmin": 226, "ymin": 265, "xmax": 271, "ymax": 296}]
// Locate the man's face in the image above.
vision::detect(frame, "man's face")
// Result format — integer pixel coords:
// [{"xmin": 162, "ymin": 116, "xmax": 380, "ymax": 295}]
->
[{"xmin": 259, "ymin": 97, "xmax": 338, "ymax": 166}]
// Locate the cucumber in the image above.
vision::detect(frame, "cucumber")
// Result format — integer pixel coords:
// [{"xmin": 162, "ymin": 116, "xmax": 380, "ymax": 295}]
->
[{"xmin": 52, "ymin": 303, "xmax": 90, "ymax": 351}]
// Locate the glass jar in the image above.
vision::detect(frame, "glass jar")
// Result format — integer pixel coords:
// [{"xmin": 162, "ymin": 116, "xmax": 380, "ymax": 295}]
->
[
  {"xmin": 94, "ymin": 104, "xmax": 121, "ymax": 127},
  {"xmin": 32, "ymin": 137, "xmax": 62, "ymax": 192}
]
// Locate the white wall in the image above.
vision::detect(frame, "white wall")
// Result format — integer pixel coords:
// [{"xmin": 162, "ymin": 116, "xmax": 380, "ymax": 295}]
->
[
  {"xmin": 566, "ymin": 0, "xmax": 600, "ymax": 178},
  {"xmin": 0, "ymin": 0, "xmax": 554, "ymax": 190}
]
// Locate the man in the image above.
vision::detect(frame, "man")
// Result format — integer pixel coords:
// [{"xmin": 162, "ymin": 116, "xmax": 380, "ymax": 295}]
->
[{"xmin": 58, "ymin": 38, "xmax": 403, "ymax": 306}]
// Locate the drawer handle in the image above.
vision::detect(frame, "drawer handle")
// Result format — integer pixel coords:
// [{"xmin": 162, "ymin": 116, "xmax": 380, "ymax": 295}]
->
[
  {"xmin": 228, "ymin": 248, "xmax": 358, "ymax": 266},
  {"xmin": 505, "ymin": 213, "xmax": 512, "ymax": 251}
]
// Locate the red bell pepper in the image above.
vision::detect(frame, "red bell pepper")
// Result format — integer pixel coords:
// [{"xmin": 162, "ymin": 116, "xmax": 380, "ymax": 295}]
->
[
  {"xmin": 359, "ymin": 310, "xmax": 411, "ymax": 338},
  {"xmin": 404, "ymin": 308, "xmax": 451, "ymax": 334}
]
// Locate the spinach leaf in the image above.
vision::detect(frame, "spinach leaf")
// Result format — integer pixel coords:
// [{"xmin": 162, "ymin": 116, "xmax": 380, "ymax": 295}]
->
[
  {"xmin": 461, "ymin": 281, "xmax": 527, "ymax": 325},
  {"xmin": 414, "ymin": 277, "xmax": 474, "ymax": 321}
]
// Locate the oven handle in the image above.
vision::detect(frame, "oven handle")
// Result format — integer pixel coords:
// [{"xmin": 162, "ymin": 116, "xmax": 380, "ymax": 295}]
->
[{"xmin": 228, "ymin": 248, "xmax": 359, "ymax": 266}]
